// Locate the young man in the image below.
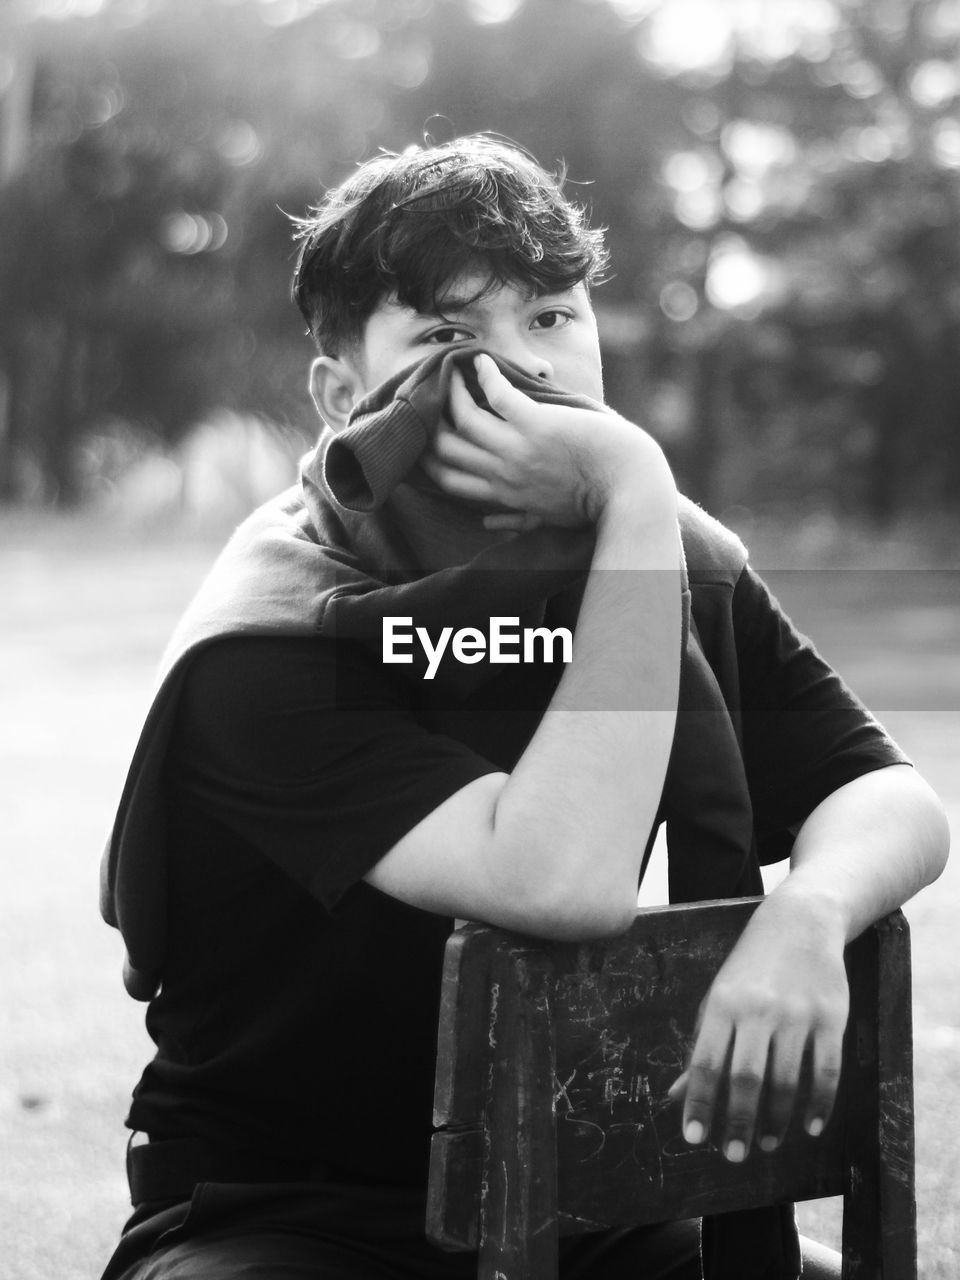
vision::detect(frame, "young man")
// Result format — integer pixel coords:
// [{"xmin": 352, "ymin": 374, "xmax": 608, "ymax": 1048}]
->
[{"xmin": 99, "ymin": 135, "xmax": 948, "ymax": 1280}]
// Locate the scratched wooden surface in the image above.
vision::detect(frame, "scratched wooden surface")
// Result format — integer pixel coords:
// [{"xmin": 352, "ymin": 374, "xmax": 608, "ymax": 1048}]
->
[{"xmin": 429, "ymin": 899, "xmax": 911, "ymax": 1268}]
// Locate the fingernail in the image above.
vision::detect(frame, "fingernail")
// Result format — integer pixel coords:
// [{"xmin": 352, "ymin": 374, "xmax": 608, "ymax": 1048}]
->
[
  {"xmin": 807, "ymin": 1117, "xmax": 824, "ymax": 1137},
  {"xmin": 759, "ymin": 1135, "xmax": 779, "ymax": 1153},
  {"xmin": 725, "ymin": 1139, "xmax": 746, "ymax": 1163},
  {"xmin": 684, "ymin": 1120, "xmax": 704, "ymax": 1145}
]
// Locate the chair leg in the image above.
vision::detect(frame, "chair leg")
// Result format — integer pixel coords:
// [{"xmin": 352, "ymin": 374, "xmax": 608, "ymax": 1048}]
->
[
  {"xmin": 841, "ymin": 914, "xmax": 916, "ymax": 1280},
  {"xmin": 479, "ymin": 945, "xmax": 559, "ymax": 1280},
  {"xmin": 876, "ymin": 914, "xmax": 917, "ymax": 1280}
]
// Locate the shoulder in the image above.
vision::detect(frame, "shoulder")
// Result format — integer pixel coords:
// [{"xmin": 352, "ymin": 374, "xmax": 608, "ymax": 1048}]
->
[
  {"xmin": 167, "ymin": 632, "xmax": 422, "ymax": 792},
  {"xmin": 677, "ymin": 495, "xmax": 748, "ymax": 583},
  {"xmin": 175, "ymin": 633, "xmax": 398, "ymax": 738}
]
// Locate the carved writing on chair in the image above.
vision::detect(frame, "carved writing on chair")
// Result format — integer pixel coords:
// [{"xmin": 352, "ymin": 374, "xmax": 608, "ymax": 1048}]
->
[{"xmin": 427, "ymin": 901, "xmax": 917, "ymax": 1279}]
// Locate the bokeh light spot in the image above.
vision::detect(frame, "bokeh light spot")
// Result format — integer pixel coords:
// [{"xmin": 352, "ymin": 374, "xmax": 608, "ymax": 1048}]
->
[
  {"xmin": 675, "ymin": 188, "xmax": 722, "ymax": 230},
  {"xmin": 932, "ymin": 118, "xmax": 960, "ymax": 169},
  {"xmin": 639, "ymin": 0, "xmax": 733, "ymax": 74},
  {"xmin": 217, "ymin": 121, "xmax": 262, "ymax": 167},
  {"xmin": 467, "ymin": 0, "xmax": 523, "ymax": 23},
  {"xmin": 329, "ymin": 18, "xmax": 381, "ymax": 59},
  {"xmin": 659, "ymin": 281, "xmax": 699, "ymax": 323},
  {"xmin": 841, "ymin": 60, "xmax": 884, "ymax": 99},
  {"xmin": 725, "ymin": 178, "xmax": 765, "ymax": 222},
  {"xmin": 662, "ymin": 149, "xmax": 721, "ymax": 192},
  {"xmin": 722, "ymin": 120, "xmax": 796, "ymax": 174},
  {"xmin": 162, "ymin": 212, "xmax": 228, "ymax": 255},
  {"xmin": 391, "ymin": 41, "xmax": 432, "ymax": 89},
  {"xmin": 910, "ymin": 60, "xmax": 959, "ymax": 110},
  {"xmin": 706, "ymin": 238, "xmax": 775, "ymax": 312},
  {"xmin": 681, "ymin": 98, "xmax": 721, "ymax": 139},
  {"xmin": 258, "ymin": 0, "xmax": 301, "ymax": 27}
]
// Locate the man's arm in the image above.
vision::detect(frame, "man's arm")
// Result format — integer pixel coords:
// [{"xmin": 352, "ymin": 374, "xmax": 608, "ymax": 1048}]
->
[
  {"xmin": 674, "ymin": 762, "xmax": 949, "ymax": 1161},
  {"xmin": 364, "ymin": 355, "xmax": 683, "ymax": 939}
]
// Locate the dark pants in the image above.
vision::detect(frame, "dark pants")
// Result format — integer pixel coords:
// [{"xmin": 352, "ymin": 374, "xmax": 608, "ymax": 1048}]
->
[{"xmin": 101, "ymin": 1181, "xmax": 842, "ymax": 1280}]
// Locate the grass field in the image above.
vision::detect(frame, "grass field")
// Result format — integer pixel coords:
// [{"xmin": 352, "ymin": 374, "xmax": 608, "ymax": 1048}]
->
[{"xmin": 1, "ymin": 510, "xmax": 957, "ymax": 1279}]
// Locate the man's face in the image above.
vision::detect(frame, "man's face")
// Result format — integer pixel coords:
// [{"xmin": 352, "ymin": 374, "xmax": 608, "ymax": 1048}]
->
[{"xmin": 350, "ymin": 273, "xmax": 604, "ymax": 403}]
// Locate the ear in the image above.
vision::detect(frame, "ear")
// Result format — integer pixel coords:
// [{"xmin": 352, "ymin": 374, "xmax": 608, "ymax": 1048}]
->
[{"xmin": 309, "ymin": 355, "xmax": 365, "ymax": 431}]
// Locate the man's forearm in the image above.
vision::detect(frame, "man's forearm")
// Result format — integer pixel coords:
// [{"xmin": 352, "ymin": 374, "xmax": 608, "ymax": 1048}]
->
[
  {"xmin": 490, "ymin": 472, "xmax": 682, "ymax": 937},
  {"xmin": 769, "ymin": 763, "xmax": 950, "ymax": 942}
]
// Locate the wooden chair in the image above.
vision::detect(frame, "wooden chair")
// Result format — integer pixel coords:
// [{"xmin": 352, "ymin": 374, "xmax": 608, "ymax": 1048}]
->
[{"xmin": 427, "ymin": 897, "xmax": 916, "ymax": 1279}]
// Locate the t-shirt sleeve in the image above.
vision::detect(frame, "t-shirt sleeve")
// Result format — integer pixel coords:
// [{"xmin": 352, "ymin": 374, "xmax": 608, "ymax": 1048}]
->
[
  {"xmin": 166, "ymin": 634, "xmax": 502, "ymax": 910},
  {"xmin": 732, "ymin": 566, "xmax": 911, "ymax": 863}
]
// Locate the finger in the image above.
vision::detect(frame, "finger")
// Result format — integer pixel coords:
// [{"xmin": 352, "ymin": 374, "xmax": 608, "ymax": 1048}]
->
[
  {"xmin": 756, "ymin": 1027, "xmax": 806, "ymax": 1153},
  {"xmin": 418, "ymin": 451, "xmax": 497, "ymax": 505},
  {"xmin": 472, "ymin": 352, "xmax": 541, "ymax": 426},
  {"xmin": 666, "ymin": 1070, "xmax": 688, "ymax": 1103},
  {"xmin": 682, "ymin": 1010, "xmax": 734, "ymax": 1148},
  {"xmin": 482, "ymin": 512, "xmax": 542, "ymax": 532},
  {"xmin": 804, "ymin": 1023, "xmax": 844, "ymax": 1138},
  {"xmin": 721, "ymin": 1025, "xmax": 771, "ymax": 1162},
  {"xmin": 447, "ymin": 369, "xmax": 519, "ymax": 452},
  {"xmin": 431, "ymin": 421, "xmax": 504, "ymax": 480}
]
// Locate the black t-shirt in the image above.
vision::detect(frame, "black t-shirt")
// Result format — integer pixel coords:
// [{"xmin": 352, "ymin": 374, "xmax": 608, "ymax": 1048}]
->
[{"xmin": 129, "ymin": 566, "xmax": 907, "ymax": 1187}]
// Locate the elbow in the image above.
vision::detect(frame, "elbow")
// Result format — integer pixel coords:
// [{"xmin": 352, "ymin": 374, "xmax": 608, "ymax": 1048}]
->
[
  {"xmin": 898, "ymin": 767, "xmax": 951, "ymax": 888},
  {"xmin": 482, "ymin": 814, "xmax": 643, "ymax": 940},
  {"xmin": 494, "ymin": 848, "xmax": 639, "ymax": 941},
  {"xmin": 511, "ymin": 899, "xmax": 637, "ymax": 942},
  {"xmin": 921, "ymin": 785, "xmax": 951, "ymax": 887},
  {"xmin": 544, "ymin": 900, "xmax": 638, "ymax": 942}
]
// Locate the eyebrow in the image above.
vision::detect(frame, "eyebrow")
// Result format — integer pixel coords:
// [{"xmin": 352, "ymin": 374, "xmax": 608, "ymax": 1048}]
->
[
  {"xmin": 418, "ymin": 292, "xmax": 485, "ymax": 318},
  {"xmin": 414, "ymin": 283, "xmax": 568, "ymax": 321},
  {"xmin": 397, "ymin": 282, "xmax": 579, "ymax": 327},
  {"xmin": 381, "ymin": 297, "xmax": 474, "ymax": 326}
]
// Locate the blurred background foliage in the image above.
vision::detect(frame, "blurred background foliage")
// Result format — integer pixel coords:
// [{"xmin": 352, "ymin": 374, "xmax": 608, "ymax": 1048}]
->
[{"xmin": 1, "ymin": 0, "xmax": 959, "ymax": 524}]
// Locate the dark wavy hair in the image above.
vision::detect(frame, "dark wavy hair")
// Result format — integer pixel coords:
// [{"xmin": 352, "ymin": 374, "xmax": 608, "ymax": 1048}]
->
[{"xmin": 291, "ymin": 135, "xmax": 608, "ymax": 355}]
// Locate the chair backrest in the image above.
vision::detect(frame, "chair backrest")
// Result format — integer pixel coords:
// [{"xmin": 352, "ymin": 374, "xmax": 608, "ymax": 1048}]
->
[{"xmin": 427, "ymin": 897, "xmax": 916, "ymax": 1279}]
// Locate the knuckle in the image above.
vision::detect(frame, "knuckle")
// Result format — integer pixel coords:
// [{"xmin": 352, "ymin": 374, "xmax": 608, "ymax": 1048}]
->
[
  {"xmin": 729, "ymin": 1069, "xmax": 764, "ymax": 1094},
  {"xmin": 685, "ymin": 1088, "xmax": 717, "ymax": 1112},
  {"xmin": 819, "ymin": 1004, "xmax": 849, "ymax": 1035},
  {"xmin": 723, "ymin": 1101, "xmax": 757, "ymax": 1133},
  {"xmin": 713, "ymin": 980, "xmax": 776, "ymax": 1021},
  {"xmin": 483, "ymin": 377, "xmax": 520, "ymax": 414},
  {"xmin": 706, "ymin": 980, "xmax": 742, "ymax": 1016},
  {"xmin": 433, "ymin": 434, "xmax": 459, "ymax": 463},
  {"xmin": 815, "ymin": 1061, "xmax": 843, "ymax": 1086},
  {"xmin": 690, "ymin": 1056, "xmax": 724, "ymax": 1085},
  {"xmin": 810, "ymin": 1088, "xmax": 839, "ymax": 1120},
  {"xmin": 769, "ymin": 1063, "xmax": 803, "ymax": 1098},
  {"xmin": 725, "ymin": 1111, "xmax": 755, "ymax": 1133},
  {"xmin": 685, "ymin": 1081, "xmax": 719, "ymax": 1110},
  {"xmin": 767, "ymin": 1071, "xmax": 798, "ymax": 1103},
  {"xmin": 774, "ymin": 996, "xmax": 811, "ymax": 1026},
  {"xmin": 483, "ymin": 385, "xmax": 508, "ymax": 413}
]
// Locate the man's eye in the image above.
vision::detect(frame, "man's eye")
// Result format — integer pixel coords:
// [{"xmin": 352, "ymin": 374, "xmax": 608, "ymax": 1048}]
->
[
  {"xmin": 533, "ymin": 309, "xmax": 572, "ymax": 330},
  {"xmin": 423, "ymin": 327, "xmax": 472, "ymax": 345}
]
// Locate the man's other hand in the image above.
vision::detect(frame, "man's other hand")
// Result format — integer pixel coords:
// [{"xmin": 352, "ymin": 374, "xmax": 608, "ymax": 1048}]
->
[
  {"xmin": 668, "ymin": 888, "xmax": 849, "ymax": 1162},
  {"xmin": 420, "ymin": 353, "xmax": 672, "ymax": 530}
]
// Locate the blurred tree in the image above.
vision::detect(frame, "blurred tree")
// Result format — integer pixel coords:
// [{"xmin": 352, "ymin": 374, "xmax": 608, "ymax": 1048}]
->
[
  {"xmin": 0, "ymin": 0, "xmax": 957, "ymax": 519},
  {"xmin": 599, "ymin": 0, "xmax": 960, "ymax": 517}
]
